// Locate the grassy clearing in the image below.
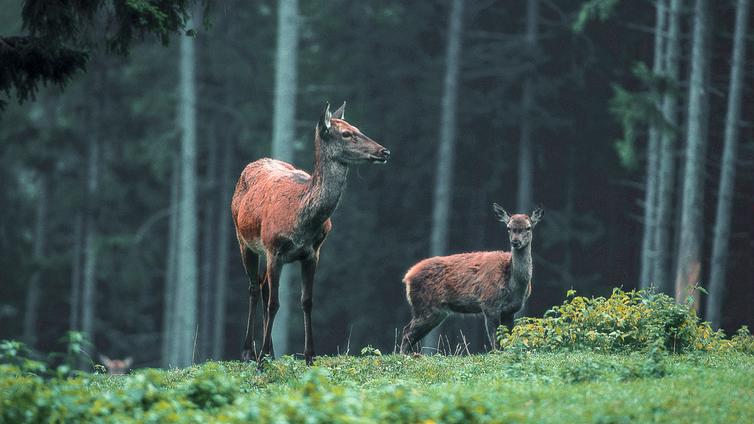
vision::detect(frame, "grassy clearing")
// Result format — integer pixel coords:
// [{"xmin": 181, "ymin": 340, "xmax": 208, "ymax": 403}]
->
[
  {"xmin": 3, "ymin": 289, "xmax": 753, "ymax": 423},
  {"xmin": 2, "ymin": 352, "xmax": 753, "ymax": 423}
]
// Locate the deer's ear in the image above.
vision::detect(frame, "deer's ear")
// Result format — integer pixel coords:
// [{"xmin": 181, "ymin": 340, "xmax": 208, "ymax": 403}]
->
[
  {"xmin": 123, "ymin": 357, "xmax": 133, "ymax": 368},
  {"xmin": 530, "ymin": 205, "xmax": 544, "ymax": 226},
  {"xmin": 332, "ymin": 101, "xmax": 346, "ymax": 120},
  {"xmin": 99, "ymin": 355, "xmax": 112, "ymax": 366},
  {"xmin": 493, "ymin": 203, "xmax": 511, "ymax": 224},
  {"xmin": 318, "ymin": 102, "xmax": 332, "ymax": 138}
]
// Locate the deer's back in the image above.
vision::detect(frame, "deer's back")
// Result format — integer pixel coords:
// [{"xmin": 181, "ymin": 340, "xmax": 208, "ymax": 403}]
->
[
  {"xmin": 232, "ymin": 158, "xmax": 325, "ymax": 251},
  {"xmin": 403, "ymin": 251, "xmax": 511, "ymax": 312}
]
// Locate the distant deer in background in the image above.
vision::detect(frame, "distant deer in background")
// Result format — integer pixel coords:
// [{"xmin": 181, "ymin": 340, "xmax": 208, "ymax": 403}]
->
[
  {"xmin": 232, "ymin": 102, "xmax": 390, "ymax": 366},
  {"xmin": 400, "ymin": 204, "xmax": 543, "ymax": 354},
  {"xmin": 99, "ymin": 355, "xmax": 133, "ymax": 375}
]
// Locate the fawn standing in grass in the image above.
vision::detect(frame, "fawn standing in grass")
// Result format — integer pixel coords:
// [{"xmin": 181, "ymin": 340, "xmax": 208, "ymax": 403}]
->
[
  {"xmin": 232, "ymin": 102, "xmax": 390, "ymax": 366},
  {"xmin": 400, "ymin": 204, "xmax": 543, "ymax": 354}
]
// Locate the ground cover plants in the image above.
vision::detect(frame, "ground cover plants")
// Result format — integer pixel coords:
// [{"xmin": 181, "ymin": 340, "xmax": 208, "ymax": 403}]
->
[{"xmin": 1, "ymin": 289, "xmax": 752, "ymax": 423}]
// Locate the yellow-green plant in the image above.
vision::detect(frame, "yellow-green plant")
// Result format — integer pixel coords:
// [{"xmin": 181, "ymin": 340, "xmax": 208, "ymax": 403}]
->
[{"xmin": 498, "ymin": 288, "xmax": 735, "ymax": 353}]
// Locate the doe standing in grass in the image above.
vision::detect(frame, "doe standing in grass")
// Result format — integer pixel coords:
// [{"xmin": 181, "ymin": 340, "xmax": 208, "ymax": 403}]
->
[
  {"xmin": 231, "ymin": 102, "xmax": 390, "ymax": 366},
  {"xmin": 400, "ymin": 204, "xmax": 543, "ymax": 353}
]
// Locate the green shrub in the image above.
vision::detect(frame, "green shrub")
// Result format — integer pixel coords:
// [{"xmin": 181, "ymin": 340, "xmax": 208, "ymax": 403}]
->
[{"xmin": 498, "ymin": 288, "xmax": 727, "ymax": 353}]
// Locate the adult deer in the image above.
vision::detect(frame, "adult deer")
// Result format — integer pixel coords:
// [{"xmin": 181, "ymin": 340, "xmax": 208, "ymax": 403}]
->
[
  {"xmin": 232, "ymin": 102, "xmax": 390, "ymax": 366},
  {"xmin": 400, "ymin": 204, "xmax": 543, "ymax": 354}
]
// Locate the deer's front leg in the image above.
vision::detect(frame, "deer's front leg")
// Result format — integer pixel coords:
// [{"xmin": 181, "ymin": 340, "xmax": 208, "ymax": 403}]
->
[
  {"xmin": 259, "ymin": 256, "xmax": 281, "ymax": 367},
  {"xmin": 300, "ymin": 256, "xmax": 317, "ymax": 365}
]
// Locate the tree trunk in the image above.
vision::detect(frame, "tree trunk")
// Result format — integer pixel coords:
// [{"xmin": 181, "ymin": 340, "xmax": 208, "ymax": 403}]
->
[
  {"xmin": 22, "ymin": 175, "xmax": 48, "ymax": 348},
  {"xmin": 270, "ymin": 0, "xmax": 299, "ymax": 357},
  {"xmin": 81, "ymin": 61, "xmax": 103, "ymax": 348},
  {"xmin": 706, "ymin": 0, "xmax": 749, "ymax": 328},
  {"xmin": 425, "ymin": 0, "xmax": 465, "ymax": 349},
  {"xmin": 170, "ymin": 25, "xmax": 199, "ymax": 367},
  {"xmin": 516, "ymin": 0, "xmax": 539, "ymax": 215},
  {"xmin": 212, "ymin": 122, "xmax": 233, "ymax": 359},
  {"xmin": 69, "ymin": 212, "xmax": 83, "ymax": 332},
  {"xmin": 162, "ymin": 155, "xmax": 180, "ymax": 367},
  {"xmin": 514, "ymin": 0, "xmax": 539, "ymax": 318},
  {"xmin": 674, "ymin": 0, "xmax": 710, "ymax": 308},
  {"xmin": 639, "ymin": 0, "xmax": 666, "ymax": 289},
  {"xmin": 652, "ymin": 0, "xmax": 681, "ymax": 294},
  {"xmin": 199, "ymin": 123, "xmax": 219, "ymax": 361}
]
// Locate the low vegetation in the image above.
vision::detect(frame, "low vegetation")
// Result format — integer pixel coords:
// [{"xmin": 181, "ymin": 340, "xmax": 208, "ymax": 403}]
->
[{"xmin": 2, "ymin": 289, "xmax": 752, "ymax": 423}]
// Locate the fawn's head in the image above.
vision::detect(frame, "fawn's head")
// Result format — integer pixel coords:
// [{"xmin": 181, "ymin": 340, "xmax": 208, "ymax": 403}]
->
[
  {"xmin": 316, "ymin": 102, "xmax": 390, "ymax": 165},
  {"xmin": 493, "ymin": 203, "xmax": 544, "ymax": 250},
  {"xmin": 99, "ymin": 355, "xmax": 133, "ymax": 375}
]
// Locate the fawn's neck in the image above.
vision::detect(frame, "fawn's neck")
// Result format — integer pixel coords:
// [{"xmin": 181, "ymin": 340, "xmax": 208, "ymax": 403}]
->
[{"xmin": 510, "ymin": 244, "xmax": 533, "ymax": 292}]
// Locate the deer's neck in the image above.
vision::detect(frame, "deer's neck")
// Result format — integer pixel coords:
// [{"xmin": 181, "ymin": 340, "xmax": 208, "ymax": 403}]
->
[
  {"xmin": 300, "ymin": 146, "xmax": 348, "ymax": 231},
  {"xmin": 510, "ymin": 244, "xmax": 532, "ymax": 292}
]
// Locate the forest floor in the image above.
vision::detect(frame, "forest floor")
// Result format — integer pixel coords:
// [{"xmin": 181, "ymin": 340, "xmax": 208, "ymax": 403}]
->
[{"xmin": 4, "ymin": 351, "xmax": 753, "ymax": 423}]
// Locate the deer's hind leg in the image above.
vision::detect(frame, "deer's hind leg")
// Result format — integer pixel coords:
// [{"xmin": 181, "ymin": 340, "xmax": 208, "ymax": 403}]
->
[
  {"xmin": 400, "ymin": 311, "xmax": 447, "ymax": 354},
  {"xmin": 240, "ymin": 246, "xmax": 260, "ymax": 361}
]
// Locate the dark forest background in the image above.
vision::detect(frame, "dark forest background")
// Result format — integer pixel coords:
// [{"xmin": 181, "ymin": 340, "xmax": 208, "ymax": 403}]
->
[{"xmin": 1, "ymin": 0, "xmax": 753, "ymax": 368}]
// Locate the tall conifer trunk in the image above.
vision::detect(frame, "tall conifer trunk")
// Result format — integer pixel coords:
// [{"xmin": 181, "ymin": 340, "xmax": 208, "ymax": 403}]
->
[{"xmin": 706, "ymin": 0, "xmax": 749, "ymax": 328}]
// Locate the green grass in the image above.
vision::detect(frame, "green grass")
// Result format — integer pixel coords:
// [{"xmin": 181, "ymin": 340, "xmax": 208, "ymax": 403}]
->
[{"xmin": 3, "ymin": 352, "xmax": 753, "ymax": 423}]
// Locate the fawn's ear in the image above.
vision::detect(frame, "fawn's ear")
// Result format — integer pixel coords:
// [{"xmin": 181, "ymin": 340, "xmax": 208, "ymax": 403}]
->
[
  {"xmin": 332, "ymin": 101, "xmax": 346, "ymax": 120},
  {"xmin": 493, "ymin": 203, "xmax": 511, "ymax": 224},
  {"xmin": 123, "ymin": 357, "xmax": 133, "ymax": 368},
  {"xmin": 99, "ymin": 355, "xmax": 112, "ymax": 367},
  {"xmin": 318, "ymin": 102, "xmax": 332, "ymax": 138},
  {"xmin": 530, "ymin": 205, "xmax": 544, "ymax": 227}
]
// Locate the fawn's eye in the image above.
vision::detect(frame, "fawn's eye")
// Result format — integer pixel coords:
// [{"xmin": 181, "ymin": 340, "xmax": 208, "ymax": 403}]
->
[
  {"xmin": 526, "ymin": 227, "xmax": 531, "ymax": 231},
  {"xmin": 342, "ymin": 131, "xmax": 352, "ymax": 138}
]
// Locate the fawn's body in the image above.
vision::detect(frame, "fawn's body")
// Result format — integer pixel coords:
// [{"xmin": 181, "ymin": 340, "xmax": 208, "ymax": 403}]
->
[
  {"xmin": 400, "ymin": 205, "xmax": 542, "ymax": 353},
  {"xmin": 232, "ymin": 102, "xmax": 389, "ymax": 366}
]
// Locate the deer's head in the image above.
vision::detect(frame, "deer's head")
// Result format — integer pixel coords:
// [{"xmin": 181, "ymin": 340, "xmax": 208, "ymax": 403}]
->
[
  {"xmin": 99, "ymin": 355, "xmax": 133, "ymax": 375},
  {"xmin": 493, "ymin": 204, "xmax": 543, "ymax": 250},
  {"xmin": 316, "ymin": 102, "xmax": 390, "ymax": 165}
]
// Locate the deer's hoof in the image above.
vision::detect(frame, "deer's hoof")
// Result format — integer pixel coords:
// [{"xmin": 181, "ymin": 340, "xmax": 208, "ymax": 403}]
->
[{"xmin": 304, "ymin": 353, "xmax": 316, "ymax": 366}]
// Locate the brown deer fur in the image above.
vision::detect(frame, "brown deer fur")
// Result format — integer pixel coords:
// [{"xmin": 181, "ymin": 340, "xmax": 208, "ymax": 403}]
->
[
  {"xmin": 232, "ymin": 102, "xmax": 389, "ymax": 366},
  {"xmin": 400, "ymin": 204, "xmax": 543, "ymax": 353}
]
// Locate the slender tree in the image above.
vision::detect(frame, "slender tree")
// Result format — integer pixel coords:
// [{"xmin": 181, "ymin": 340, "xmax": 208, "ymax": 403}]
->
[
  {"xmin": 425, "ymin": 0, "xmax": 465, "ymax": 349},
  {"xmin": 515, "ymin": 0, "xmax": 540, "ymax": 318},
  {"xmin": 69, "ymin": 212, "xmax": 83, "ymax": 332},
  {"xmin": 269, "ymin": 0, "xmax": 300, "ymax": 357},
  {"xmin": 674, "ymin": 0, "xmax": 709, "ymax": 308},
  {"xmin": 652, "ymin": 0, "xmax": 682, "ymax": 294},
  {"xmin": 706, "ymin": 0, "xmax": 749, "ymax": 328},
  {"xmin": 199, "ymin": 123, "xmax": 219, "ymax": 360},
  {"xmin": 170, "ymin": 25, "xmax": 199, "ymax": 367},
  {"xmin": 639, "ymin": 0, "xmax": 666, "ymax": 289},
  {"xmin": 516, "ymin": 0, "xmax": 539, "ymax": 215},
  {"xmin": 22, "ymin": 174, "xmax": 48, "ymax": 347},
  {"xmin": 212, "ymin": 122, "xmax": 233, "ymax": 359},
  {"xmin": 81, "ymin": 59, "xmax": 104, "ymax": 347},
  {"xmin": 162, "ymin": 155, "xmax": 180, "ymax": 367}
]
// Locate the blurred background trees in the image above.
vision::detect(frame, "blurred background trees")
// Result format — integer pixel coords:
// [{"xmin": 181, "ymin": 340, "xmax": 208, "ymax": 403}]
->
[{"xmin": 1, "ymin": 0, "xmax": 753, "ymax": 366}]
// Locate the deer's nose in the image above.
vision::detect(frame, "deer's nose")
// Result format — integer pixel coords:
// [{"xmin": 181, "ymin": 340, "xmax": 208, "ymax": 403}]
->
[{"xmin": 380, "ymin": 148, "xmax": 391, "ymax": 158}]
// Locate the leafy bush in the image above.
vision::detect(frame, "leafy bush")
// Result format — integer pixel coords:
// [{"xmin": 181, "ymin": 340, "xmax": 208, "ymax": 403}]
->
[
  {"xmin": 498, "ymin": 288, "xmax": 729, "ymax": 353},
  {"xmin": 730, "ymin": 326, "xmax": 754, "ymax": 354}
]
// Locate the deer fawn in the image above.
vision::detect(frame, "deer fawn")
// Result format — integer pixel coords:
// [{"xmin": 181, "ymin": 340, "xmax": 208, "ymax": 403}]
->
[
  {"xmin": 99, "ymin": 355, "xmax": 133, "ymax": 375},
  {"xmin": 400, "ymin": 204, "xmax": 543, "ymax": 354},
  {"xmin": 232, "ymin": 102, "xmax": 390, "ymax": 366}
]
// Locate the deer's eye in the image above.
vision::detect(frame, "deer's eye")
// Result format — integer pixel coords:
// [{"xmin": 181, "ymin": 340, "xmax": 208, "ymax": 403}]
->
[
  {"xmin": 526, "ymin": 227, "xmax": 531, "ymax": 231},
  {"xmin": 342, "ymin": 131, "xmax": 352, "ymax": 138}
]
